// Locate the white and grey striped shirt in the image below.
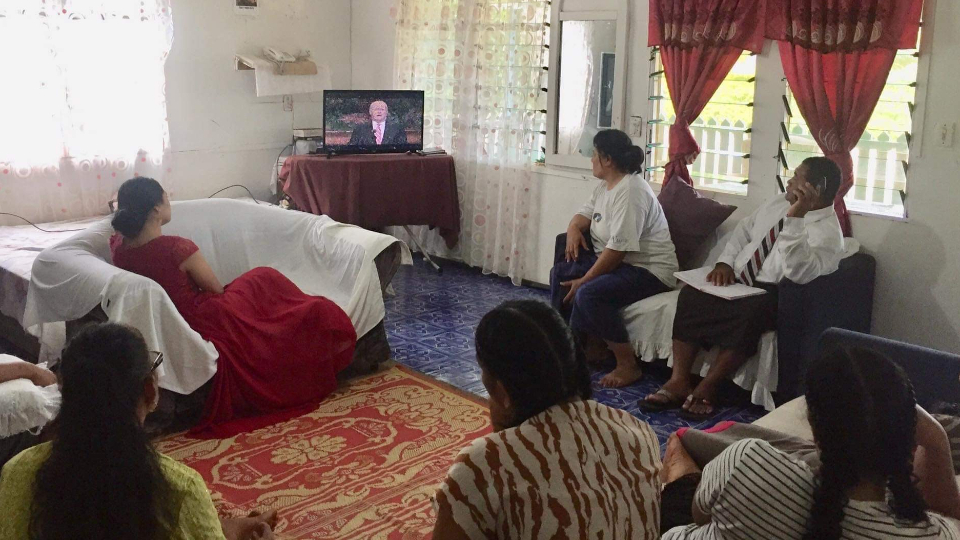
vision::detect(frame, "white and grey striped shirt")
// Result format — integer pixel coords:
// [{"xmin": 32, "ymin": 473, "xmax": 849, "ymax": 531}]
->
[{"xmin": 664, "ymin": 438, "xmax": 960, "ymax": 540}]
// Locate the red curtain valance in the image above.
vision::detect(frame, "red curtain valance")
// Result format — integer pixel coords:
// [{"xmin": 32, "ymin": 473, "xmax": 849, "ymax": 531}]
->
[
  {"xmin": 649, "ymin": 0, "xmax": 766, "ymax": 53},
  {"xmin": 765, "ymin": 0, "xmax": 923, "ymax": 52}
]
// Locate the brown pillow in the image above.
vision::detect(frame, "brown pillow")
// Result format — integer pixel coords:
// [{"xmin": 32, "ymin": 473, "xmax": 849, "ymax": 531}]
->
[{"xmin": 658, "ymin": 178, "xmax": 737, "ymax": 269}]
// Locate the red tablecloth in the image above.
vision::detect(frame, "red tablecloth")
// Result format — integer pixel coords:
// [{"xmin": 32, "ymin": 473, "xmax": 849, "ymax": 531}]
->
[{"xmin": 280, "ymin": 154, "xmax": 460, "ymax": 249}]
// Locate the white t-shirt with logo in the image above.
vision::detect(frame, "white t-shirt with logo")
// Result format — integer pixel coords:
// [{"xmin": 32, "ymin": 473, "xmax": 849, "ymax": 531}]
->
[{"xmin": 577, "ymin": 174, "xmax": 678, "ymax": 288}]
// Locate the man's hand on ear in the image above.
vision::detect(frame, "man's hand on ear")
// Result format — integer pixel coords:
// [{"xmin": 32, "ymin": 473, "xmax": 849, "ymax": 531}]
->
[{"xmin": 786, "ymin": 180, "xmax": 821, "ymax": 218}]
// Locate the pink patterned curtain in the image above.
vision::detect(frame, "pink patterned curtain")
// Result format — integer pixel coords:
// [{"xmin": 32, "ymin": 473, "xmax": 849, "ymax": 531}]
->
[
  {"xmin": 768, "ymin": 0, "xmax": 923, "ymax": 235},
  {"xmin": 649, "ymin": 0, "xmax": 765, "ymax": 187},
  {"xmin": 0, "ymin": 0, "xmax": 173, "ymax": 225}
]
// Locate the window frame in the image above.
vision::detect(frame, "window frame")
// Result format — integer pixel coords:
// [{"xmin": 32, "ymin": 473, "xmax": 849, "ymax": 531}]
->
[
  {"xmin": 776, "ymin": 19, "xmax": 933, "ymax": 221},
  {"xmin": 644, "ymin": 48, "xmax": 758, "ymax": 196},
  {"xmin": 545, "ymin": 0, "xmax": 630, "ymax": 170}
]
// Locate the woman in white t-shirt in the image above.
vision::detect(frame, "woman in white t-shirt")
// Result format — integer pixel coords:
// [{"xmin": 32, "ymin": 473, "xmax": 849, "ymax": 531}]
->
[{"xmin": 550, "ymin": 129, "xmax": 678, "ymax": 388}]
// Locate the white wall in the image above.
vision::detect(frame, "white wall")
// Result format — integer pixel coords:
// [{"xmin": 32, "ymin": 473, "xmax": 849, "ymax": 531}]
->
[
  {"xmin": 350, "ymin": 0, "xmax": 397, "ymax": 90},
  {"xmin": 352, "ymin": 0, "xmax": 960, "ymax": 352},
  {"xmin": 163, "ymin": 0, "xmax": 352, "ymax": 202}
]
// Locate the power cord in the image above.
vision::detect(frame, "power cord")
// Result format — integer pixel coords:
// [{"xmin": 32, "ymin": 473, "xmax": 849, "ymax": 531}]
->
[
  {"xmin": 0, "ymin": 213, "xmax": 89, "ymax": 233},
  {"xmin": 2, "ymin": 184, "xmax": 264, "ymax": 234},
  {"xmin": 206, "ymin": 184, "xmax": 262, "ymax": 204}
]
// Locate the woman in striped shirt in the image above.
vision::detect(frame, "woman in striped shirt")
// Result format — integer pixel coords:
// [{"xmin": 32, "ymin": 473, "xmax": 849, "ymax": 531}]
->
[
  {"xmin": 432, "ymin": 300, "xmax": 663, "ymax": 539},
  {"xmin": 662, "ymin": 346, "xmax": 960, "ymax": 540}
]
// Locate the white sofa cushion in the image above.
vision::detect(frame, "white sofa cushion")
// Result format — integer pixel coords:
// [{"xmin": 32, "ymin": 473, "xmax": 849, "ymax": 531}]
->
[{"xmin": 0, "ymin": 355, "xmax": 60, "ymax": 438}]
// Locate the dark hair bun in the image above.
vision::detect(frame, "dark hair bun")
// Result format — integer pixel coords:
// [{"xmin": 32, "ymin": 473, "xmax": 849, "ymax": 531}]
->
[
  {"xmin": 112, "ymin": 177, "xmax": 165, "ymax": 238},
  {"xmin": 593, "ymin": 129, "xmax": 645, "ymax": 174}
]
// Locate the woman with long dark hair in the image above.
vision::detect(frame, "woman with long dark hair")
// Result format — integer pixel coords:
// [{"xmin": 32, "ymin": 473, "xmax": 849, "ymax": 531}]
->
[
  {"xmin": 550, "ymin": 129, "xmax": 677, "ymax": 388},
  {"xmin": 109, "ymin": 177, "xmax": 357, "ymax": 436},
  {"xmin": 661, "ymin": 346, "xmax": 960, "ymax": 540},
  {"xmin": 432, "ymin": 300, "xmax": 663, "ymax": 539},
  {"xmin": 0, "ymin": 323, "xmax": 277, "ymax": 540}
]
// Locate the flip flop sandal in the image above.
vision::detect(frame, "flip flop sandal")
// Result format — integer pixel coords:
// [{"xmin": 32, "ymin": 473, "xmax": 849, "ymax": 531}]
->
[
  {"xmin": 679, "ymin": 396, "xmax": 717, "ymax": 421},
  {"xmin": 638, "ymin": 387, "xmax": 686, "ymax": 412}
]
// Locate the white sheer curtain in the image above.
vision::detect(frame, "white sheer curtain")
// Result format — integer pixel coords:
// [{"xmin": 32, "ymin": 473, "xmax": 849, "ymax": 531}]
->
[
  {"xmin": 0, "ymin": 0, "xmax": 173, "ymax": 225},
  {"xmin": 393, "ymin": 0, "xmax": 549, "ymax": 285},
  {"xmin": 556, "ymin": 21, "xmax": 595, "ymax": 155}
]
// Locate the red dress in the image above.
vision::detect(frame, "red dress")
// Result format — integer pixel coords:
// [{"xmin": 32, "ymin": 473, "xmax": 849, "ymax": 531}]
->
[{"xmin": 111, "ymin": 235, "xmax": 356, "ymax": 437}]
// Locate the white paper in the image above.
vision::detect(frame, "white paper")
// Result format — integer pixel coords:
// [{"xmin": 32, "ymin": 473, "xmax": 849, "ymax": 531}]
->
[{"xmin": 674, "ymin": 266, "xmax": 768, "ymax": 300}]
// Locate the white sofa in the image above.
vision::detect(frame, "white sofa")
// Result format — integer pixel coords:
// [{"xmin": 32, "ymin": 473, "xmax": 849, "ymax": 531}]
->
[{"xmin": 22, "ymin": 199, "xmax": 411, "ymax": 396}]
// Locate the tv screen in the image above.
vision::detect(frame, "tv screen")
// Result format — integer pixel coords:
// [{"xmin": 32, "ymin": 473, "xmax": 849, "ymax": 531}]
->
[{"xmin": 323, "ymin": 90, "xmax": 425, "ymax": 154}]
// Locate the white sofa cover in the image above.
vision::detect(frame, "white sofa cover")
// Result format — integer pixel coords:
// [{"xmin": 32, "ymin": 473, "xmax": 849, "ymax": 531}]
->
[{"xmin": 22, "ymin": 199, "xmax": 410, "ymax": 395}]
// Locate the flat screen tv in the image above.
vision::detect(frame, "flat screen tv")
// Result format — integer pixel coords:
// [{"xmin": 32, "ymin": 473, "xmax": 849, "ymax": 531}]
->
[{"xmin": 322, "ymin": 90, "xmax": 425, "ymax": 155}]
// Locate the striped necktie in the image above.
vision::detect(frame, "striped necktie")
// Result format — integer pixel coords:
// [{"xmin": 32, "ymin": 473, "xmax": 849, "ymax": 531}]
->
[{"xmin": 738, "ymin": 219, "xmax": 785, "ymax": 286}]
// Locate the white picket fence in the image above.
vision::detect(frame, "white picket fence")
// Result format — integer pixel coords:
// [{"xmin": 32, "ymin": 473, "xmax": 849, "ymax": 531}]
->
[
  {"xmin": 649, "ymin": 116, "xmax": 751, "ymax": 194},
  {"xmin": 784, "ymin": 124, "xmax": 908, "ymax": 212}
]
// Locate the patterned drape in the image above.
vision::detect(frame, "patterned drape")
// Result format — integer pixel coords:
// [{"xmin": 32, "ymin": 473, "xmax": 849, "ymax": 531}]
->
[
  {"xmin": 648, "ymin": 0, "xmax": 765, "ymax": 187},
  {"xmin": 0, "ymin": 0, "xmax": 173, "ymax": 225},
  {"xmin": 394, "ymin": 0, "xmax": 549, "ymax": 285},
  {"xmin": 768, "ymin": 0, "xmax": 923, "ymax": 235}
]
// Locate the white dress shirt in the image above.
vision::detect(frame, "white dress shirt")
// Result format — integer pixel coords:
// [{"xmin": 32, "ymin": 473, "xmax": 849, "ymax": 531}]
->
[{"xmin": 716, "ymin": 195, "xmax": 844, "ymax": 286}]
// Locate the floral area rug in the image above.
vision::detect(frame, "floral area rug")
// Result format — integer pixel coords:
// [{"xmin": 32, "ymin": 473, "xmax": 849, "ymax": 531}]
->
[{"xmin": 156, "ymin": 364, "xmax": 490, "ymax": 539}]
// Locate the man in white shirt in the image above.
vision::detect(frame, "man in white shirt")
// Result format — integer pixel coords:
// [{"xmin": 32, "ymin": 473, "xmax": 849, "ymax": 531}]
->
[
  {"xmin": 641, "ymin": 157, "xmax": 845, "ymax": 419},
  {"xmin": 348, "ymin": 100, "xmax": 409, "ymax": 146}
]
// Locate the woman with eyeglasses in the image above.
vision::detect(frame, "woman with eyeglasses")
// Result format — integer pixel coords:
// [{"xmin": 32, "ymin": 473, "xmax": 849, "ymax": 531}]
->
[{"xmin": 0, "ymin": 323, "xmax": 278, "ymax": 540}]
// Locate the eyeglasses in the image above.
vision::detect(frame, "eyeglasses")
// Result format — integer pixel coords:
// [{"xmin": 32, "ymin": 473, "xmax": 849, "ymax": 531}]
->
[{"xmin": 149, "ymin": 351, "xmax": 164, "ymax": 372}]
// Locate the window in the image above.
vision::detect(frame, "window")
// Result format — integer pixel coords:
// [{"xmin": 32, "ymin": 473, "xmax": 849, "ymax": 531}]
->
[
  {"xmin": 394, "ymin": 0, "xmax": 550, "ymax": 164},
  {"xmin": 779, "ymin": 38, "xmax": 921, "ymax": 218},
  {"xmin": 646, "ymin": 48, "xmax": 757, "ymax": 195},
  {"xmin": 545, "ymin": 0, "xmax": 629, "ymax": 169},
  {"xmin": 0, "ymin": 4, "xmax": 172, "ymax": 169}
]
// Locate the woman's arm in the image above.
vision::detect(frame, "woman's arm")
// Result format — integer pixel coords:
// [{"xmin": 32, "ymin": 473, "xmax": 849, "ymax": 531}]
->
[
  {"xmin": 915, "ymin": 406, "xmax": 960, "ymax": 519},
  {"xmin": 180, "ymin": 252, "xmax": 225, "ymax": 294},
  {"xmin": 562, "ymin": 248, "xmax": 626, "ymax": 304},
  {"xmin": 0, "ymin": 361, "xmax": 56, "ymax": 387},
  {"xmin": 568, "ymin": 214, "xmax": 591, "ymax": 233}
]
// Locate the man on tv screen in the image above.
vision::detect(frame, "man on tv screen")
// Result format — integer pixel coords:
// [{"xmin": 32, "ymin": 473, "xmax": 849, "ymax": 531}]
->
[{"xmin": 348, "ymin": 101, "xmax": 409, "ymax": 146}]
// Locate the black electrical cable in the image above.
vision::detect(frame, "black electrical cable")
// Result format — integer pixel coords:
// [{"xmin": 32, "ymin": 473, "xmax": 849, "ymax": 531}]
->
[
  {"xmin": 206, "ymin": 184, "xmax": 262, "ymax": 204},
  {"xmin": 0, "ymin": 213, "xmax": 88, "ymax": 233},
  {"xmin": 3, "ymin": 182, "xmax": 266, "ymax": 234}
]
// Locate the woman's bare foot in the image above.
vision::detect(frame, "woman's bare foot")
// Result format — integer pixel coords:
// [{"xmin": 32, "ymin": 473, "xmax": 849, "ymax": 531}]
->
[
  {"xmin": 661, "ymin": 433, "xmax": 701, "ymax": 484},
  {"xmin": 601, "ymin": 342, "xmax": 643, "ymax": 388},
  {"xmin": 681, "ymin": 384, "xmax": 719, "ymax": 417},
  {"xmin": 600, "ymin": 362, "xmax": 643, "ymax": 388}
]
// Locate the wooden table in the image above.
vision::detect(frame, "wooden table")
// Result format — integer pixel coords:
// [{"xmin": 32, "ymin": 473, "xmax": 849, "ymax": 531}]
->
[{"xmin": 280, "ymin": 154, "xmax": 460, "ymax": 255}]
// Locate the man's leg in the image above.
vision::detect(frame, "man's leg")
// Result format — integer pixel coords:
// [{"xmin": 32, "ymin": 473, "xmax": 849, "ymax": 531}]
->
[
  {"xmin": 643, "ymin": 339, "xmax": 700, "ymax": 407},
  {"xmin": 683, "ymin": 348, "xmax": 751, "ymax": 416}
]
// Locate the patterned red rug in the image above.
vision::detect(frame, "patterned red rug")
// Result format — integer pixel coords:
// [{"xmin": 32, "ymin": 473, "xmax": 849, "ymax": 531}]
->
[{"xmin": 156, "ymin": 364, "xmax": 491, "ymax": 539}]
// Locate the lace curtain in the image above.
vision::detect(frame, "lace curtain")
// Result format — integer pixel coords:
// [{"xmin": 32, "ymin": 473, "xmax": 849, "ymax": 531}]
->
[
  {"xmin": 393, "ymin": 0, "xmax": 549, "ymax": 285},
  {"xmin": 0, "ymin": 0, "xmax": 173, "ymax": 225}
]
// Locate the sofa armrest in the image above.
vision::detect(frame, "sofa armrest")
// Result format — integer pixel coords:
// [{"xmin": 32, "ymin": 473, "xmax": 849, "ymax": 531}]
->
[{"xmin": 776, "ymin": 252, "xmax": 876, "ymax": 401}]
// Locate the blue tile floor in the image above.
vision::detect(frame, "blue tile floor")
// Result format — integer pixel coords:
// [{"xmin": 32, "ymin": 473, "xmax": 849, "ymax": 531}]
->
[{"xmin": 384, "ymin": 258, "xmax": 764, "ymax": 447}]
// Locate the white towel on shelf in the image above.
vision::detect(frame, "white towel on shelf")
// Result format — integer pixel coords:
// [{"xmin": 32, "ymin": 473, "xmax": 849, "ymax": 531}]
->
[{"xmin": 236, "ymin": 54, "xmax": 332, "ymax": 97}]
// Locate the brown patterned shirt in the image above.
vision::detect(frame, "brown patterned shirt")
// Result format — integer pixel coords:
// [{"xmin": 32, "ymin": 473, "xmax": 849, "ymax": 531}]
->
[{"xmin": 435, "ymin": 399, "xmax": 662, "ymax": 539}]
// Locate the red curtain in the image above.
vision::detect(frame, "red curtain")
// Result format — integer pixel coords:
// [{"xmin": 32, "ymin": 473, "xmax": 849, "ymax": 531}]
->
[
  {"xmin": 649, "ymin": 0, "xmax": 765, "ymax": 187},
  {"xmin": 768, "ymin": 0, "xmax": 923, "ymax": 235}
]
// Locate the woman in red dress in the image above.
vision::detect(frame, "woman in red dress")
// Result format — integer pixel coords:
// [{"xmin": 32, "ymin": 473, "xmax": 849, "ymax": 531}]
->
[{"xmin": 110, "ymin": 177, "xmax": 356, "ymax": 437}]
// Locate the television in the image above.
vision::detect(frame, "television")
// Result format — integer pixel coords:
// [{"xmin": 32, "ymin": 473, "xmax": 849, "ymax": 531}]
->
[{"xmin": 322, "ymin": 90, "xmax": 425, "ymax": 155}]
